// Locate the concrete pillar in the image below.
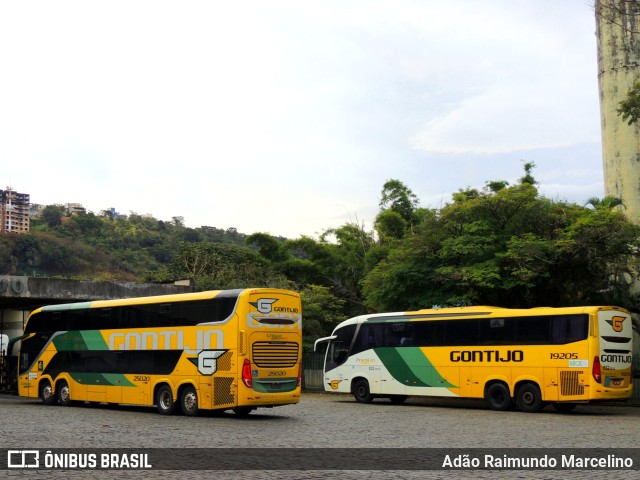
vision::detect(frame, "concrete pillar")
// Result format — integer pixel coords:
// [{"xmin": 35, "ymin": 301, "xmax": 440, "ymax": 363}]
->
[{"xmin": 597, "ymin": 0, "xmax": 640, "ymax": 221}]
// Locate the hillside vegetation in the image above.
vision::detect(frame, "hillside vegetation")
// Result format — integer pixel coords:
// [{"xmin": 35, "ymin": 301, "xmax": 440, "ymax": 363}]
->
[{"xmin": 2, "ymin": 164, "xmax": 639, "ymax": 348}]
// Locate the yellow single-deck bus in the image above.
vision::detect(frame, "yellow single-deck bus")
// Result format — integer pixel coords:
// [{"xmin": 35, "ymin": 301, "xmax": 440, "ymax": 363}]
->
[
  {"xmin": 18, "ymin": 288, "xmax": 302, "ymax": 416},
  {"xmin": 314, "ymin": 306, "xmax": 633, "ymax": 412}
]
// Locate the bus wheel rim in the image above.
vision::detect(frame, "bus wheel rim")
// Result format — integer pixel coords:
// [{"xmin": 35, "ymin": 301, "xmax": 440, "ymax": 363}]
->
[
  {"xmin": 184, "ymin": 392, "xmax": 196, "ymax": 411},
  {"xmin": 60, "ymin": 385, "xmax": 69, "ymax": 403},
  {"xmin": 42, "ymin": 385, "xmax": 52, "ymax": 401},
  {"xmin": 160, "ymin": 392, "xmax": 172, "ymax": 409}
]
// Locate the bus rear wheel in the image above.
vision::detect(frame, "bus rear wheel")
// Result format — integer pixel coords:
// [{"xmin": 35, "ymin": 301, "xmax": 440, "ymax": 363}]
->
[
  {"xmin": 516, "ymin": 382, "xmax": 542, "ymax": 413},
  {"xmin": 353, "ymin": 379, "xmax": 373, "ymax": 404},
  {"xmin": 57, "ymin": 380, "xmax": 71, "ymax": 407},
  {"xmin": 40, "ymin": 380, "xmax": 56, "ymax": 406},
  {"xmin": 485, "ymin": 383, "xmax": 512, "ymax": 411},
  {"xmin": 156, "ymin": 385, "xmax": 175, "ymax": 415},
  {"xmin": 180, "ymin": 386, "xmax": 199, "ymax": 416}
]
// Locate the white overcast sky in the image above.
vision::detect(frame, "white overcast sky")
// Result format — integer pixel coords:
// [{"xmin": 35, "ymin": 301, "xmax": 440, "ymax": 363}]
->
[{"xmin": 0, "ymin": 0, "xmax": 603, "ymax": 239}]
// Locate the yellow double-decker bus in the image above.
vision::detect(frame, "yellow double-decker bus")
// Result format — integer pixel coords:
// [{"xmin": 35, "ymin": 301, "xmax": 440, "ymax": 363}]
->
[
  {"xmin": 314, "ymin": 306, "xmax": 633, "ymax": 412},
  {"xmin": 18, "ymin": 288, "xmax": 302, "ymax": 416}
]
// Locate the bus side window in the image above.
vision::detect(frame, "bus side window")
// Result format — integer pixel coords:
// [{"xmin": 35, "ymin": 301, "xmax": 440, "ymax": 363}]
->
[
  {"xmin": 326, "ymin": 325, "xmax": 356, "ymax": 370},
  {"xmin": 20, "ymin": 353, "xmax": 29, "ymax": 371},
  {"xmin": 332, "ymin": 342, "xmax": 349, "ymax": 364},
  {"xmin": 551, "ymin": 315, "xmax": 588, "ymax": 344}
]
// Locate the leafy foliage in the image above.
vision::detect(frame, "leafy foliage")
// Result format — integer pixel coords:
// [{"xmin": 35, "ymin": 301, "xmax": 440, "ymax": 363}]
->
[
  {"xmin": 617, "ymin": 79, "xmax": 640, "ymax": 125},
  {"xmin": 2, "ymin": 163, "xmax": 640, "ymax": 345}
]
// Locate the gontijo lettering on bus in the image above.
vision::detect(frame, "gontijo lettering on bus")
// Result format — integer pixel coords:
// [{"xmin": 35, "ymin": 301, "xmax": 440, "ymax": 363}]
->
[{"xmin": 108, "ymin": 329, "xmax": 223, "ymax": 352}]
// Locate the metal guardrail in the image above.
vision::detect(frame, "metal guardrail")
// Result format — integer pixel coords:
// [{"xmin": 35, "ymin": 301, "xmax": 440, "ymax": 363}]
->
[{"xmin": 302, "ymin": 352, "xmax": 325, "ymax": 391}]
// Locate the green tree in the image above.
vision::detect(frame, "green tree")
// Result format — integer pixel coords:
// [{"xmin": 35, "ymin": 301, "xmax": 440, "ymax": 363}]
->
[
  {"xmin": 362, "ymin": 163, "xmax": 640, "ymax": 311},
  {"xmin": 246, "ymin": 233, "xmax": 288, "ymax": 262},
  {"xmin": 618, "ymin": 80, "xmax": 640, "ymax": 125},
  {"xmin": 300, "ymin": 285, "xmax": 346, "ymax": 351},
  {"xmin": 378, "ymin": 179, "xmax": 419, "ymax": 224},
  {"xmin": 153, "ymin": 241, "xmax": 289, "ymax": 290},
  {"xmin": 374, "ymin": 209, "xmax": 408, "ymax": 241},
  {"xmin": 586, "ymin": 196, "xmax": 625, "ymax": 210},
  {"xmin": 41, "ymin": 205, "xmax": 66, "ymax": 228}
]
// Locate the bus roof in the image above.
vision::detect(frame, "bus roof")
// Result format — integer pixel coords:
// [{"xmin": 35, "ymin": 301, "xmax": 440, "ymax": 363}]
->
[
  {"xmin": 333, "ymin": 305, "xmax": 629, "ymax": 329},
  {"xmin": 27, "ymin": 287, "xmax": 299, "ymax": 317}
]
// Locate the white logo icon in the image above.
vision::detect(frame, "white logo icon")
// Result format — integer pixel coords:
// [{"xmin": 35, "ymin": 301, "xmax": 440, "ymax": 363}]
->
[
  {"xmin": 254, "ymin": 298, "xmax": 277, "ymax": 314},
  {"xmin": 197, "ymin": 350, "xmax": 226, "ymax": 375},
  {"xmin": 8, "ymin": 450, "xmax": 40, "ymax": 468}
]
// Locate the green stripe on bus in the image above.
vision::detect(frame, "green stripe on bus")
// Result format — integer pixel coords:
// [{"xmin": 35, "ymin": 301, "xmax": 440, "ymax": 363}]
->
[
  {"xmin": 80, "ymin": 330, "xmax": 109, "ymax": 350},
  {"xmin": 252, "ymin": 378, "xmax": 298, "ymax": 393},
  {"xmin": 53, "ymin": 330, "xmax": 108, "ymax": 351},
  {"xmin": 69, "ymin": 372, "xmax": 135, "ymax": 387},
  {"xmin": 375, "ymin": 347, "xmax": 456, "ymax": 389}
]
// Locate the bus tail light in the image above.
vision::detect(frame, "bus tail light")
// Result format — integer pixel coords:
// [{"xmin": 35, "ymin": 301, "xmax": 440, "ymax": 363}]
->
[
  {"xmin": 297, "ymin": 363, "xmax": 301, "ymax": 387},
  {"xmin": 592, "ymin": 356, "xmax": 602, "ymax": 384},
  {"xmin": 242, "ymin": 359, "xmax": 253, "ymax": 388}
]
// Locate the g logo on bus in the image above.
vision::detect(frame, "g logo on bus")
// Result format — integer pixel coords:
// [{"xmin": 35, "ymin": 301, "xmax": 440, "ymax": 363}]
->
[
  {"xmin": 330, "ymin": 380, "xmax": 342, "ymax": 390},
  {"xmin": 188, "ymin": 350, "xmax": 227, "ymax": 375},
  {"xmin": 606, "ymin": 316, "xmax": 626, "ymax": 333},
  {"xmin": 250, "ymin": 298, "xmax": 278, "ymax": 314}
]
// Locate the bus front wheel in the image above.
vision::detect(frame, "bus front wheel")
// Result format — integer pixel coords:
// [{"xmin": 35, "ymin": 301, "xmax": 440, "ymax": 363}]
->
[
  {"xmin": 485, "ymin": 383, "xmax": 512, "ymax": 411},
  {"xmin": 516, "ymin": 382, "xmax": 542, "ymax": 413},
  {"xmin": 156, "ymin": 385, "xmax": 175, "ymax": 415},
  {"xmin": 40, "ymin": 380, "xmax": 56, "ymax": 406},
  {"xmin": 353, "ymin": 379, "xmax": 373, "ymax": 404},
  {"xmin": 180, "ymin": 386, "xmax": 199, "ymax": 416}
]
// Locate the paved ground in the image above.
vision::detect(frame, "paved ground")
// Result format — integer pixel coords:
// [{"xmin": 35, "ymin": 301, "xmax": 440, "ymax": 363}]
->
[{"xmin": 0, "ymin": 391, "xmax": 638, "ymax": 479}]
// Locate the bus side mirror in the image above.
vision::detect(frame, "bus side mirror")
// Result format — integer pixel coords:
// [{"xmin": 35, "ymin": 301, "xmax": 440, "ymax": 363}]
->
[{"xmin": 314, "ymin": 335, "xmax": 337, "ymax": 352}]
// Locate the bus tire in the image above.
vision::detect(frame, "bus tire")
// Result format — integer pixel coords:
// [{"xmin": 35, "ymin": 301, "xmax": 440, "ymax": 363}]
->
[
  {"xmin": 485, "ymin": 382, "xmax": 512, "ymax": 411},
  {"xmin": 553, "ymin": 403, "xmax": 577, "ymax": 413},
  {"xmin": 516, "ymin": 382, "xmax": 542, "ymax": 413},
  {"xmin": 57, "ymin": 380, "xmax": 71, "ymax": 407},
  {"xmin": 40, "ymin": 380, "xmax": 56, "ymax": 406},
  {"xmin": 353, "ymin": 379, "xmax": 373, "ymax": 404},
  {"xmin": 155, "ymin": 385, "xmax": 175, "ymax": 415},
  {"xmin": 180, "ymin": 385, "xmax": 199, "ymax": 417}
]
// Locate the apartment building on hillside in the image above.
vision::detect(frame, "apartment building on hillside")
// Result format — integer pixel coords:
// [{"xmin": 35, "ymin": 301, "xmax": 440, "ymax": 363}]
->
[{"xmin": 1, "ymin": 187, "xmax": 30, "ymax": 233}]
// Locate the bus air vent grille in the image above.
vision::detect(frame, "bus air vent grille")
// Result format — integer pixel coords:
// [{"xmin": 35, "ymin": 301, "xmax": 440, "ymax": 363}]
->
[
  {"xmin": 239, "ymin": 330, "xmax": 246, "ymax": 356},
  {"xmin": 560, "ymin": 370, "xmax": 584, "ymax": 396},
  {"xmin": 214, "ymin": 377, "xmax": 235, "ymax": 406},
  {"xmin": 218, "ymin": 351, "xmax": 233, "ymax": 371},
  {"xmin": 252, "ymin": 341, "xmax": 298, "ymax": 368}
]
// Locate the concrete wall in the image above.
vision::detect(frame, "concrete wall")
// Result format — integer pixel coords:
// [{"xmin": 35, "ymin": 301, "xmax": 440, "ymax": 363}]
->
[
  {"xmin": 0, "ymin": 276, "xmax": 195, "ymax": 352},
  {"xmin": 0, "ymin": 275, "xmax": 193, "ymax": 303},
  {"xmin": 597, "ymin": 0, "xmax": 640, "ymax": 222}
]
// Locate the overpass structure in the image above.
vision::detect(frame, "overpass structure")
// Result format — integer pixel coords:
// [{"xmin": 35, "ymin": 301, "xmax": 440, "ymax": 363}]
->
[{"xmin": 0, "ymin": 275, "xmax": 194, "ymax": 346}]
